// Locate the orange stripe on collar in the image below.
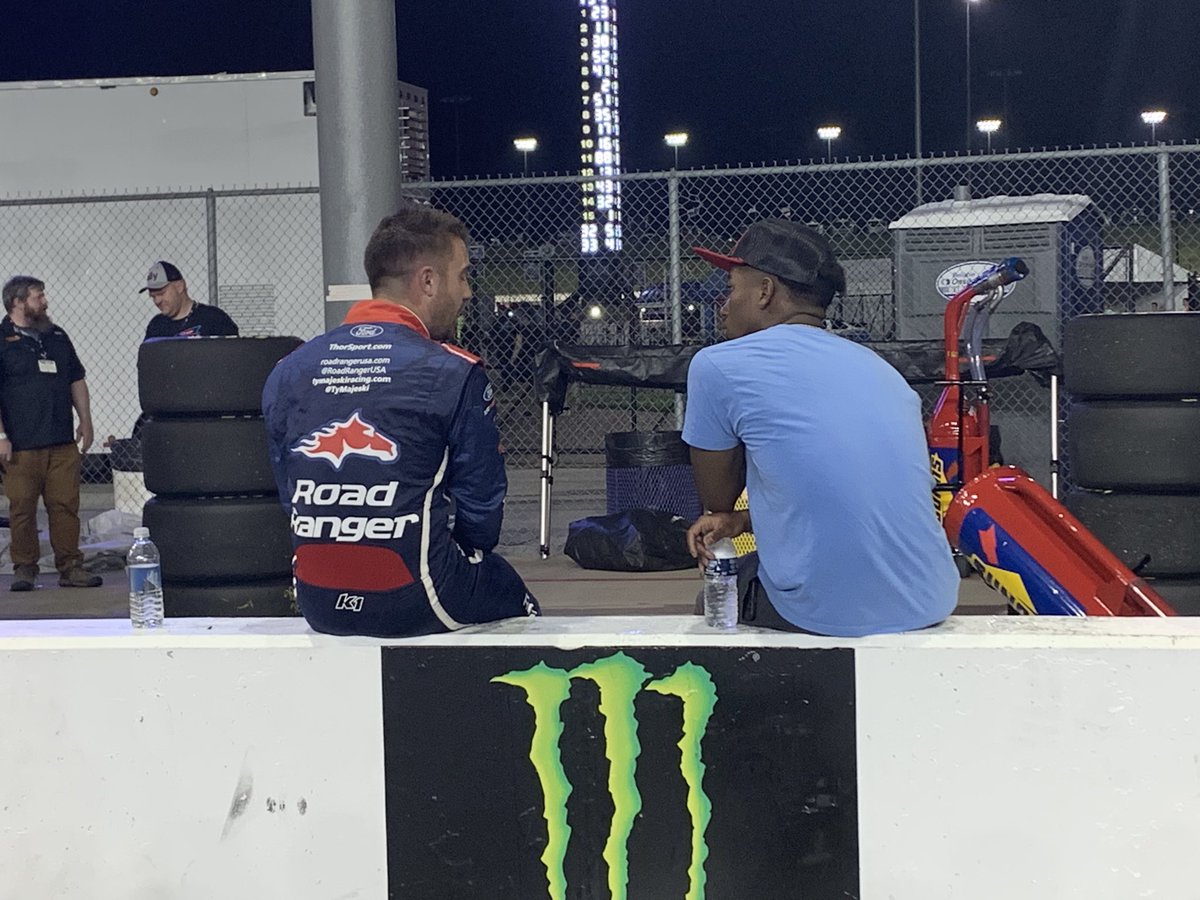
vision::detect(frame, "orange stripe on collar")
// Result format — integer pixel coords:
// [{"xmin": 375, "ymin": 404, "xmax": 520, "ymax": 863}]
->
[{"xmin": 343, "ymin": 300, "xmax": 430, "ymax": 339}]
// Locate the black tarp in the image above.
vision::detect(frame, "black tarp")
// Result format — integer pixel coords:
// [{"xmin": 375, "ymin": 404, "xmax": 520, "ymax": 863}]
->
[
  {"xmin": 535, "ymin": 323, "xmax": 1061, "ymax": 413},
  {"xmin": 536, "ymin": 343, "xmax": 697, "ymax": 415},
  {"xmin": 868, "ymin": 322, "xmax": 1062, "ymax": 387}
]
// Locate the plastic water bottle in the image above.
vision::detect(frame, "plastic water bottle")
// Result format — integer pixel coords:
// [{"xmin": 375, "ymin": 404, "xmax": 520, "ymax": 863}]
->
[
  {"xmin": 128, "ymin": 526, "xmax": 164, "ymax": 629},
  {"xmin": 703, "ymin": 538, "xmax": 739, "ymax": 630}
]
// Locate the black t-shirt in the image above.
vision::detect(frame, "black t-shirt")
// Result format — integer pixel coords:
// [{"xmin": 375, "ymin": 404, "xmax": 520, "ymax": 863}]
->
[
  {"xmin": 0, "ymin": 317, "xmax": 87, "ymax": 451},
  {"xmin": 144, "ymin": 302, "xmax": 239, "ymax": 339}
]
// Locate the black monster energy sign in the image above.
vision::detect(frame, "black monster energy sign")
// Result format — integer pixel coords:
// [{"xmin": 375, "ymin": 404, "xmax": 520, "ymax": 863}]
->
[{"xmin": 382, "ymin": 646, "xmax": 858, "ymax": 900}]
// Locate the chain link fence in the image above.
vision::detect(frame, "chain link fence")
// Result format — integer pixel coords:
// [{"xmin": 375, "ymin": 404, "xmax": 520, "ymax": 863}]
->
[{"xmin": 2, "ymin": 146, "xmax": 1197, "ymax": 551}]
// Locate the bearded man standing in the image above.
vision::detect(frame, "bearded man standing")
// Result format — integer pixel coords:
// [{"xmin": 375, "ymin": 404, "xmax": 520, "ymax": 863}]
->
[{"xmin": 0, "ymin": 276, "xmax": 102, "ymax": 591}]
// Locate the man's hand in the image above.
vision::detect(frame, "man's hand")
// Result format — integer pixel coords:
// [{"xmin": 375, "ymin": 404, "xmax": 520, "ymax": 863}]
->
[
  {"xmin": 76, "ymin": 422, "xmax": 94, "ymax": 454},
  {"xmin": 686, "ymin": 509, "xmax": 751, "ymax": 563},
  {"xmin": 0, "ymin": 438, "xmax": 11, "ymax": 465}
]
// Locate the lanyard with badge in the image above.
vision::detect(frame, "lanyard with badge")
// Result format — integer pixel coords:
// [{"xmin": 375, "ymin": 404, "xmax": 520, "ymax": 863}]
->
[{"xmin": 19, "ymin": 328, "xmax": 57, "ymax": 374}]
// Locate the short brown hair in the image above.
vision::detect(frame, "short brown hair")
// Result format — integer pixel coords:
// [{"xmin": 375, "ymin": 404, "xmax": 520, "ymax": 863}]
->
[
  {"xmin": 2, "ymin": 276, "xmax": 44, "ymax": 313},
  {"xmin": 363, "ymin": 203, "xmax": 470, "ymax": 292}
]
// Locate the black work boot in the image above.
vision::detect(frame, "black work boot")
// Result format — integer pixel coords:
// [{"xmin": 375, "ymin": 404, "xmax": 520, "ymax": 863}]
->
[
  {"xmin": 59, "ymin": 565, "xmax": 103, "ymax": 588},
  {"xmin": 11, "ymin": 565, "xmax": 37, "ymax": 592}
]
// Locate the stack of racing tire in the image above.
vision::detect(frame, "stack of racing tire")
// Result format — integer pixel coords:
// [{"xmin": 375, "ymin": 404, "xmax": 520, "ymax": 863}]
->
[
  {"xmin": 1063, "ymin": 312, "xmax": 1200, "ymax": 613},
  {"xmin": 137, "ymin": 337, "xmax": 303, "ymax": 617}
]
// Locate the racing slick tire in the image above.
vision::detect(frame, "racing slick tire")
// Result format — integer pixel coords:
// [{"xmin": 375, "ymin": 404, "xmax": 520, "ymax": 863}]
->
[
  {"xmin": 1145, "ymin": 577, "xmax": 1200, "ymax": 616},
  {"xmin": 138, "ymin": 336, "xmax": 303, "ymax": 416},
  {"xmin": 143, "ymin": 496, "xmax": 291, "ymax": 583},
  {"xmin": 1064, "ymin": 313, "xmax": 1200, "ymax": 399},
  {"xmin": 1064, "ymin": 490, "xmax": 1200, "ymax": 577},
  {"xmin": 1069, "ymin": 401, "xmax": 1200, "ymax": 490},
  {"xmin": 141, "ymin": 417, "xmax": 277, "ymax": 496},
  {"xmin": 163, "ymin": 577, "xmax": 298, "ymax": 618}
]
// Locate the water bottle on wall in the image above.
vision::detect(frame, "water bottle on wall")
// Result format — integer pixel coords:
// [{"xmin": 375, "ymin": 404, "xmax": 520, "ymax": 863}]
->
[
  {"xmin": 703, "ymin": 538, "xmax": 739, "ymax": 630},
  {"xmin": 128, "ymin": 526, "xmax": 164, "ymax": 629}
]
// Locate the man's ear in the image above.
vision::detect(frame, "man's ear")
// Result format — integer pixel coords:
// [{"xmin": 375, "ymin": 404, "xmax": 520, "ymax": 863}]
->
[
  {"xmin": 757, "ymin": 275, "xmax": 777, "ymax": 309},
  {"xmin": 416, "ymin": 263, "xmax": 437, "ymax": 298}
]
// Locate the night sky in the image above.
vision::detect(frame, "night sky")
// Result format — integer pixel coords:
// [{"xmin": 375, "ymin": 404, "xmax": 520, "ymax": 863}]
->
[{"xmin": 3, "ymin": 0, "xmax": 1195, "ymax": 177}]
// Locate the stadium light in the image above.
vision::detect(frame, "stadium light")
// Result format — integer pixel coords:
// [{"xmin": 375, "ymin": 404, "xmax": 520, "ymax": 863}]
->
[
  {"xmin": 664, "ymin": 131, "xmax": 689, "ymax": 168},
  {"xmin": 1140, "ymin": 109, "xmax": 1167, "ymax": 143},
  {"xmin": 976, "ymin": 118, "xmax": 1001, "ymax": 153},
  {"xmin": 513, "ymin": 137, "xmax": 538, "ymax": 175},
  {"xmin": 817, "ymin": 125, "xmax": 842, "ymax": 161}
]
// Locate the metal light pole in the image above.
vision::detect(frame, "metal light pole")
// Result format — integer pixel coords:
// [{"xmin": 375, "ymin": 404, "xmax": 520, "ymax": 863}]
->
[
  {"xmin": 912, "ymin": 0, "xmax": 921, "ymax": 158},
  {"xmin": 987, "ymin": 68, "xmax": 1021, "ymax": 143},
  {"xmin": 817, "ymin": 125, "xmax": 842, "ymax": 161},
  {"xmin": 439, "ymin": 95, "xmax": 471, "ymax": 175},
  {"xmin": 664, "ymin": 132, "xmax": 689, "ymax": 169},
  {"xmin": 977, "ymin": 118, "xmax": 1001, "ymax": 153},
  {"xmin": 311, "ymin": 0, "xmax": 401, "ymax": 330},
  {"xmin": 965, "ymin": 0, "xmax": 981, "ymax": 151},
  {"xmin": 1141, "ymin": 109, "xmax": 1167, "ymax": 144},
  {"xmin": 513, "ymin": 136, "xmax": 538, "ymax": 175}
]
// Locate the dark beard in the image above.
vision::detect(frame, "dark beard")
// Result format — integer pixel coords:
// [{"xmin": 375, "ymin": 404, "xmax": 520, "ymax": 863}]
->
[{"xmin": 25, "ymin": 311, "xmax": 54, "ymax": 333}]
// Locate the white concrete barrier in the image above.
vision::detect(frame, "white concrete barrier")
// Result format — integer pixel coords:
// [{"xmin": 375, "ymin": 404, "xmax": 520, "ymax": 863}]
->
[{"xmin": 1, "ymin": 615, "xmax": 1196, "ymax": 899}]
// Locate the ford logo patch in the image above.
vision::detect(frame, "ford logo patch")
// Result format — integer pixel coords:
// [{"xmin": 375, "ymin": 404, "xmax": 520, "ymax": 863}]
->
[{"xmin": 350, "ymin": 324, "xmax": 384, "ymax": 339}]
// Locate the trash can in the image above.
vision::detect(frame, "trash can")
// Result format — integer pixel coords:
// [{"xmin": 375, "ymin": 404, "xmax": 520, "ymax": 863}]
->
[
  {"xmin": 604, "ymin": 431, "xmax": 702, "ymax": 520},
  {"xmin": 110, "ymin": 438, "xmax": 154, "ymax": 518}
]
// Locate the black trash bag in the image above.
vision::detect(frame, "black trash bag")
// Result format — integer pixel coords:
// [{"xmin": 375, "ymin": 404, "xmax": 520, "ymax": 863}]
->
[
  {"xmin": 110, "ymin": 437, "xmax": 143, "ymax": 472},
  {"xmin": 564, "ymin": 508, "xmax": 695, "ymax": 572},
  {"xmin": 604, "ymin": 430, "xmax": 690, "ymax": 467},
  {"xmin": 987, "ymin": 321, "xmax": 1062, "ymax": 387}
]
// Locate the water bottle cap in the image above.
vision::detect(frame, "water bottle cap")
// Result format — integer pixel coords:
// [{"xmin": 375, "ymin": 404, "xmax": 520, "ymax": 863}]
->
[
  {"xmin": 133, "ymin": 527, "xmax": 150, "ymax": 539},
  {"xmin": 709, "ymin": 537, "xmax": 737, "ymax": 559}
]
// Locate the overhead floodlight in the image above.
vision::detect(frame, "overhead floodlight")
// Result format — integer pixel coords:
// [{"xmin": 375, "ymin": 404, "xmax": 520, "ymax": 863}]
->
[
  {"xmin": 664, "ymin": 132, "xmax": 689, "ymax": 148},
  {"xmin": 817, "ymin": 125, "xmax": 842, "ymax": 161},
  {"xmin": 976, "ymin": 118, "xmax": 1001, "ymax": 152},
  {"xmin": 1141, "ymin": 109, "xmax": 1167, "ymax": 143}
]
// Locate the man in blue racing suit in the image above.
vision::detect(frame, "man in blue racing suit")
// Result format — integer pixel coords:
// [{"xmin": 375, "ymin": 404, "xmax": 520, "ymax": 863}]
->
[{"xmin": 262, "ymin": 203, "xmax": 540, "ymax": 636}]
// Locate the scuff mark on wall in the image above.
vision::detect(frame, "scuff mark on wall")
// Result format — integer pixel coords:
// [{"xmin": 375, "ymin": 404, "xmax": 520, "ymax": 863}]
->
[{"xmin": 221, "ymin": 765, "xmax": 254, "ymax": 839}]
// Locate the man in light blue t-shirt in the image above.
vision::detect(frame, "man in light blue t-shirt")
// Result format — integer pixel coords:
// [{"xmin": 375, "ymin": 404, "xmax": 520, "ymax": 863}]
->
[{"xmin": 683, "ymin": 219, "xmax": 958, "ymax": 636}]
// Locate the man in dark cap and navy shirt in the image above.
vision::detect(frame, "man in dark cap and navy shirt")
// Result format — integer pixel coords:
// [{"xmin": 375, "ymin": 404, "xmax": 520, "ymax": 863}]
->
[
  {"xmin": 683, "ymin": 219, "xmax": 958, "ymax": 636},
  {"xmin": 141, "ymin": 261, "xmax": 239, "ymax": 339}
]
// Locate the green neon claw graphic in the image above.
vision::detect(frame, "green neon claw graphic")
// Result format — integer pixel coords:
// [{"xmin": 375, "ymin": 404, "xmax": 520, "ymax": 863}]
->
[
  {"xmin": 492, "ymin": 663, "xmax": 574, "ymax": 900},
  {"xmin": 496, "ymin": 653, "xmax": 717, "ymax": 900},
  {"xmin": 569, "ymin": 653, "xmax": 651, "ymax": 900},
  {"xmin": 645, "ymin": 663, "xmax": 718, "ymax": 900}
]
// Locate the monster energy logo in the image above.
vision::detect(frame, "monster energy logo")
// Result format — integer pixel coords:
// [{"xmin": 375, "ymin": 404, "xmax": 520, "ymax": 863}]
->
[{"xmin": 493, "ymin": 651, "xmax": 718, "ymax": 900}]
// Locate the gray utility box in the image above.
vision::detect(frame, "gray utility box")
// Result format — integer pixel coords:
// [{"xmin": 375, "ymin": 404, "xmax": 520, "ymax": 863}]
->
[{"xmin": 890, "ymin": 194, "xmax": 1103, "ymax": 342}]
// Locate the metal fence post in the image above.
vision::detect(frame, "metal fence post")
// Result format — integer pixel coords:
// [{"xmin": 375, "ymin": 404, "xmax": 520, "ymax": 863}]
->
[
  {"xmin": 1158, "ymin": 149, "xmax": 1176, "ymax": 308},
  {"xmin": 205, "ymin": 189, "xmax": 219, "ymax": 307},
  {"xmin": 668, "ymin": 172, "xmax": 684, "ymax": 427}
]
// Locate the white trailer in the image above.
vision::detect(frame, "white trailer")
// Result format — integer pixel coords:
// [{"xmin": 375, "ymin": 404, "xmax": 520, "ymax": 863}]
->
[{"xmin": 0, "ymin": 71, "xmax": 319, "ymax": 195}]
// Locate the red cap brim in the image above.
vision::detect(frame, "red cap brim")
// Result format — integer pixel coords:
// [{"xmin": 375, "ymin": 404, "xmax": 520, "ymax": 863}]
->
[{"xmin": 693, "ymin": 247, "xmax": 745, "ymax": 271}]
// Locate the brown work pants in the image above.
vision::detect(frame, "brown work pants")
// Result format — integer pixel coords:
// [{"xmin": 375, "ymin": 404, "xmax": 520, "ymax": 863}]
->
[{"xmin": 3, "ymin": 443, "xmax": 83, "ymax": 573}]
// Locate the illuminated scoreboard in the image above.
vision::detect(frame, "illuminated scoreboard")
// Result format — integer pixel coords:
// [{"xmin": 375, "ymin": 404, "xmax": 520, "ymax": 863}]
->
[{"xmin": 579, "ymin": 0, "xmax": 623, "ymax": 254}]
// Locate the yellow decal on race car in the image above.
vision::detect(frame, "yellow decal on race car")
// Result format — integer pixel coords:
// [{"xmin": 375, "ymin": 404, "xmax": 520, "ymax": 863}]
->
[
  {"xmin": 971, "ymin": 555, "xmax": 1036, "ymax": 615},
  {"xmin": 930, "ymin": 452, "xmax": 953, "ymax": 521}
]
